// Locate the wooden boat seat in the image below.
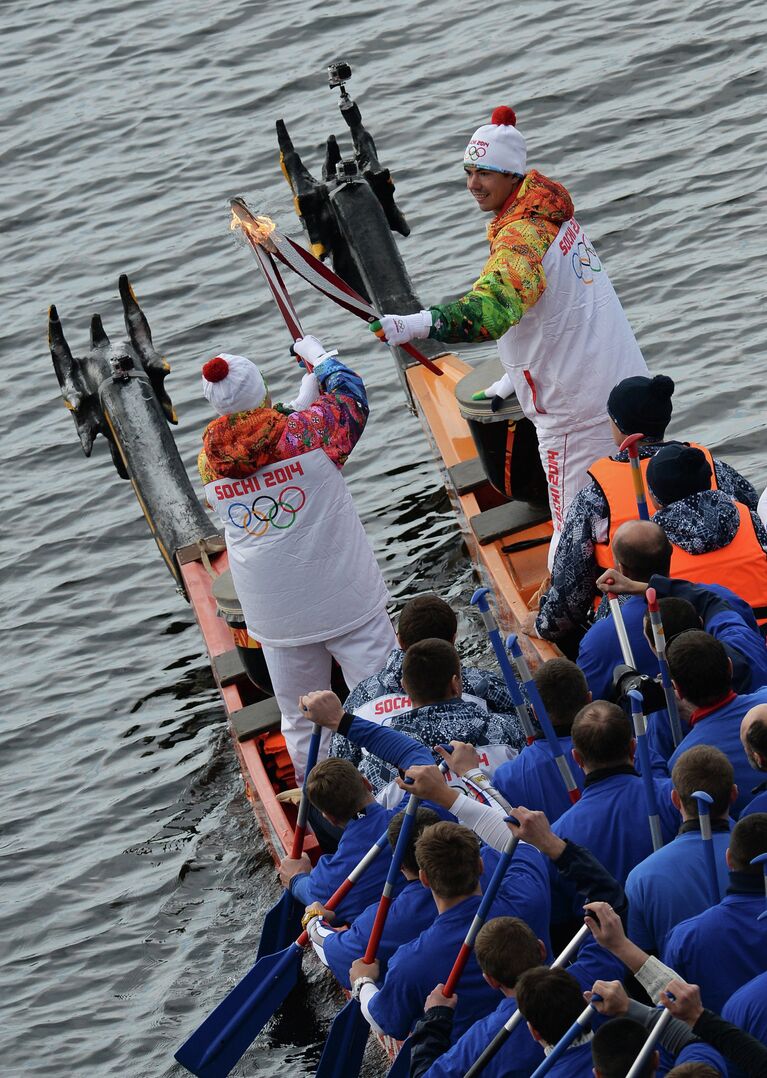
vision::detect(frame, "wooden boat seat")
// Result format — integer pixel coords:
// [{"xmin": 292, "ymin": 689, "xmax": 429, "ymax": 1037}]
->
[
  {"xmin": 230, "ymin": 696, "xmax": 282, "ymax": 742},
  {"xmin": 447, "ymin": 457, "xmax": 487, "ymax": 495},
  {"xmin": 470, "ymin": 500, "xmax": 552, "ymax": 546}
]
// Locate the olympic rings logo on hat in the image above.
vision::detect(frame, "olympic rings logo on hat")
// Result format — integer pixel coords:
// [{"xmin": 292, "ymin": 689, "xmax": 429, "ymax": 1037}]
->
[
  {"xmin": 465, "ymin": 144, "xmax": 487, "ymax": 161},
  {"xmin": 228, "ymin": 486, "xmax": 306, "ymax": 537}
]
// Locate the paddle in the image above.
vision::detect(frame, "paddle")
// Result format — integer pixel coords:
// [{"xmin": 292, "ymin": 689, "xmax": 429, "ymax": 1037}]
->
[
  {"xmin": 690, "ymin": 789, "xmax": 719, "ymax": 906},
  {"xmin": 385, "ymin": 830, "xmax": 521, "ymax": 1078},
  {"xmin": 506, "ymin": 634, "xmax": 581, "ymax": 804},
  {"xmin": 175, "ymin": 831, "xmax": 390, "ymax": 1078},
  {"xmin": 627, "ymin": 690, "xmax": 663, "ymax": 852},
  {"xmin": 606, "ymin": 588, "xmax": 637, "ymax": 668},
  {"xmin": 462, "ymin": 924, "xmax": 590, "ymax": 1077},
  {"xmin": 313, "ymin": 793, "xmax": 422, "ymax": 1078},
  {"xmin": 257, "ymin": 724, "xmax": 323, "ymax": 960},
  {"xmin": 230, "ymin": 197, "xmax": 443, "ymax": 376},
  {"xmin": 625, "ymin": 1003, "xmax": 674, "ymax": 1078},
  {"xmin": 470, "ymin": 587, "xmax": 536, "ymax": 744},
  {"xmin": 527, "ymin": 995, "xmax": 602, "ymax": 1078},
  {"xmin": 646, "ymin": 587, "xmax": 684, "ymax": 748},
  {"xmin": 619, "ymin": 432, "xmax": 650, "ymax": 521}
]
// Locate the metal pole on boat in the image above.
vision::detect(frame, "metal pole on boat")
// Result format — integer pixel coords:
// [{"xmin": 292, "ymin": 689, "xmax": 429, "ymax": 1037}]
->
[
  {"xmin": 470, "ymin": 587, "xmax": 536, "ymax": 744},
  {"xmin": 646, "ymin": 587, "xmax": 684, "ymax": 748},
  {"xmin": 627, "ymin": 690, "xmax": 663, "ymax": 852}
]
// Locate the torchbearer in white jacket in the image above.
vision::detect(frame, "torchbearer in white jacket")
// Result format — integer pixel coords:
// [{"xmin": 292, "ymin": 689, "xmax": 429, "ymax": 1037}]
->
[
  {"xmin": 198, "ymin": 335, "xmax": 396, "ymax": 778},
  {"xmin": 372, "ymin": 106, "xmax": 648, "ymax": 563}
]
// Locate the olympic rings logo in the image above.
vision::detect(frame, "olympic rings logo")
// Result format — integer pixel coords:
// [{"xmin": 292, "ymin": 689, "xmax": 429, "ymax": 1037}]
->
[
  {"xmin": 466, "ymin": 144, "xmax": 487, "ymax": 161},
  {"xmin": 572, "ymin": 238, "xmax": 602, "ymax": 284},
  {"xmin": 228, "ymin": 486, "xmax": 306, "ymax": 537}
]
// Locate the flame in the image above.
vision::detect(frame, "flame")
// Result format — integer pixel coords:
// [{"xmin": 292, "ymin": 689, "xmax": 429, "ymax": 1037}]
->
[{"xmin": 230, "ymin": 205, "xmax": 277, "ymax": 251}]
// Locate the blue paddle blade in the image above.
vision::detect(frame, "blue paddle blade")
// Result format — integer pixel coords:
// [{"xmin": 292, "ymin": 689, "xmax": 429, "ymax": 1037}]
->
[
  {"xmin": 175, "ymin": 942, "xmax": 304, "ymax": 1078},
  {"xmin": 386, "ymin": 1037, "xmax": 411, "ymax": 1077},
  {"xmin": 256, "ymin": 891, "xmax": 304, "ymax": 960},
  {"xmin": 314, "ymin": 998, "xmax": 370, "ymax": 1078}
]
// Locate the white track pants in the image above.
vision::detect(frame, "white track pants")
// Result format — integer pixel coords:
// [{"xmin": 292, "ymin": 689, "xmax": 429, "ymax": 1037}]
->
[
  {"xmin": 260, "ymin": 608, "xmax": 397, "ymax": 780},
  {"xmin": 538, "ymin": 419, "xmax": 616, "ymax": 568}
]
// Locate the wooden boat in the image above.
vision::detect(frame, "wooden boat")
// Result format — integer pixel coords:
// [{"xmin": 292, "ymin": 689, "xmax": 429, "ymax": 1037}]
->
[{"xmin": 48, "ymin": 68, "xmax": 560, "ymax": 1071}]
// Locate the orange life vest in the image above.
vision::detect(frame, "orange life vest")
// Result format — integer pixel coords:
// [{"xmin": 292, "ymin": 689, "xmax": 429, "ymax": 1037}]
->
[
  {"xmin": 589, "ymin": 442, "xmax": 717, "ymax": 571},
  {"xmin": 589, "ymin": 446, "xmax": 767, "ymax": 623}
]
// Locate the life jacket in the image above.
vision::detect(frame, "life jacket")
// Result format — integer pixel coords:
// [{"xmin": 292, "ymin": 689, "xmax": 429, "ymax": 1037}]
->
[
  {"xmin": 204, "ymin": 447, "xmax": 389, "ymax": 647},
  {"xmin": 496, "ymin": 215, "xmax": 647, "ymax": 433},
  {"xmin": 589, "ymin": 447, "xmax": 767, "ymax": 624},
  {"xmin": 589, "ymin": 442, "xmax": 717, "ymax": 570}
]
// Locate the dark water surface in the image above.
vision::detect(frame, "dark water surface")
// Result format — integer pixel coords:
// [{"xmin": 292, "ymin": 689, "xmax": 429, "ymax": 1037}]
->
[{"xmin": 3, "ymin": 0, "xmax": 766, "ymax": 1074}]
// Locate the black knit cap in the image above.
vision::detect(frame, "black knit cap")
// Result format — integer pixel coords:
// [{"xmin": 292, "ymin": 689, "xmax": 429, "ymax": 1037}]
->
[
  {"xmin": 607, "ymin": 374, "xmax": 675, "ymax": 438},
  {"xmin": 647, "ymin": 442, "xmax": 712, "ymax": 507}
]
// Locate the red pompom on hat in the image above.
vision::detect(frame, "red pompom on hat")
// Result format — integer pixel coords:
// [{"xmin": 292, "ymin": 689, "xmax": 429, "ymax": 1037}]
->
[
  {"xmin": 202, "ymin": 356, "xmax": 230, "ymax": 382},
  {"xmin": 491, "ymin": 106, "xmax": 517, "ymax": 127}
]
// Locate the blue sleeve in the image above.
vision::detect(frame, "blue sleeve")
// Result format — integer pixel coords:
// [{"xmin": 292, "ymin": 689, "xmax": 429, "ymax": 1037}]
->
[
  {"xmin": 314, "ymin": 355, "xmax": 368, "ymax": 411},
  {"xmin": 576, "ymin": 624, "xmax": 614, "ymax": 703},
  {"xmin": 368, "ymin": 948, "xmax": 432, "ymax": 1039},
  {"xmin": 324, "ymin": 910, "xmax": 375, "ymax": 988},
  {"xmin": 345, "ymin": 715, "xmax": 435, "ymax": 770},
  {"xmin": 289, "ymin": 872, "xmax": 314, "ymax": 907},
  {"xmin": 675, "ymin": 1041, "xmax": 728, "ymax": 1075}
]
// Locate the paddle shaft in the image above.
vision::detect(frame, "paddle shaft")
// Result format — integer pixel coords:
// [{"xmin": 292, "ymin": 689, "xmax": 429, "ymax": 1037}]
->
[
  {"xmin": 691, "ymin": 790, "xmax": 719, "ymax": 905},
  {"xmin": 646, "ymin": 588, "xmax": 684, "ymax": 747},
  {"xmin": 619, "ymin": 433, "xmax": 650, "ymax": 521},
  {"xmin": 607, "ymin": 591, "xmax": 637, "ymax": 668},
  {"xmin": 363, "ymin": 796, "xmax": 420, "ymax": 963},
  {"xmin": 462, "ymin": 924, "xmax": 590, "ymax": 1077},
  {"xmin": 626, "ymin": 1009, "xmax": 673, "ymax": 1078},
  {"xmin": 290, "ymin": 724, "xmax": 322, "ymax": 858},
  {"xmin": 470, "ymin": 588, "xmax": 536, "ymax": 743},
  {"xmin": 443, "ymin": 834, "xmax": 519, "ymax": 997},
  {"xmin": 507, "ymin": 634, "xmax": 580, "ymax": 803},
  {"xmin": 628, "ymin": 690, "xmax": 663, "ymax": 852}
]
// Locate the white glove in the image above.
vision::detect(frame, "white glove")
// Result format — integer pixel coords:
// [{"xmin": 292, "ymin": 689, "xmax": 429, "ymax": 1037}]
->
[
  {"xmin": 374, "ymin": 310, "xmax": 432, "ymax": 346},
  {"xmin": 483, "ymin": 374, "xmax": 514, "ymax": 400},
  {"xmin": 285, "ymin": 372, "xmax": 321, "ymax": 412},
  {"xmin": 292, "ymin": 334, "xmax": 338, "ymax": 367}
]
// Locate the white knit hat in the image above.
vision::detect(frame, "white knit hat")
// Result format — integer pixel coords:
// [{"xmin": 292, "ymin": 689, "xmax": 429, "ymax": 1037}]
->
[
  {"xmin": 463, "ymin": 106, "xmax": 527, "ymax": 175},
  {"xmin": 201, "ymin": 353, "xmax": 269, "ymax": 415}
]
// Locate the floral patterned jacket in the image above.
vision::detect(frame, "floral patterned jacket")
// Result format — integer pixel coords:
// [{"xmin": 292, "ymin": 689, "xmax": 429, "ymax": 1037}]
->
[
  {"xmin": 198, "ymin": 356, "xmax": 368, "ymax": 482},
  {"xmin": 428, "ymin": 170, "xmax": 573, "ymax": 342}
]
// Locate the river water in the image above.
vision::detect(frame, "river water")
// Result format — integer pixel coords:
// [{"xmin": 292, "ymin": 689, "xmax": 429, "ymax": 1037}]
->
[{"xmin": 2, "ymin": 1, "xmax": 766, "ymax": 1074}]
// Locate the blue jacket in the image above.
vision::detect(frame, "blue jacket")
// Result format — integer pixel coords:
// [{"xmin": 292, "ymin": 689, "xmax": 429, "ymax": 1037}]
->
[
  {"xmin": 494, "ymin": 737, "xmax": 585, "ymax": 820},
  {"xmin": 625, "ymin": 820, "xmax": 733, "ymax": 953},
  {"xmin": 290, "ymin": 800, "xmax": 397, "ymax": 924},
  {"xmin": 663, "ymin": 873, "xmax": 767, "ymax": 1014},
  {"xmin": 740, "ymin": 783, "xmax": 767, "ymax": 818},
  {"xmin": 667, "ymin": 686, "xmax": 767, "ymax": 817},
  {"xmin": 722, "ymin": 970, "xmax": 767, "ymax": 1049},
  {"xmin": 368, "ymin": 842, "xmax": 552, "ymax": 1042},
  {"xmin": 323, "ymin": 878, "xmax": 437, "ymax": 988},
  {"xmin": 544, "ymin": 1040, "xmax": 594, "ymax": 1077},
  {"xmin": 550, "ymin": 767, "xmax": 677, "ymax": 919},
  {"xmin": 576, "ymin": 578, "xmax": 764, "ymax": 705}
]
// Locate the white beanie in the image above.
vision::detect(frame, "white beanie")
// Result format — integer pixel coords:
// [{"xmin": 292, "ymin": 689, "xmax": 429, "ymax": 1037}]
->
[
  {"xmin": 201, "ymin": 353, "xmax": 269, "ymax": 415},
  {"xmin": 463, "ymin": 106, "xmax": 527, "ymax": 175}
]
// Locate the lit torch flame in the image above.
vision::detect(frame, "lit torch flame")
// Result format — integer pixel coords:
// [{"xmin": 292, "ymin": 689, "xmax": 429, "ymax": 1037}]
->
[{"xmin": 230, "ymin": 203, "xmax": 278, "ymax": 252}]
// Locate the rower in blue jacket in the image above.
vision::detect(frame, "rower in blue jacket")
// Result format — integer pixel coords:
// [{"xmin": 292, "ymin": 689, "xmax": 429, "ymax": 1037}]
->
[
  {"xmin": 576, "ymin": 520, "xmax": 764, "ymax": 704},
  {"xmin": 722, "ymin": 970, "xmax": 767, "ymax": 1051},
  {"xmin": 662, "ymin": 813, "xmax": 767, "ymax": 1014},
  {"xmin": 313, "ymin": 805, "xmax": 442, "ymax": 987},
  {"xmin": 409, "ymin": 811, "xmax": 627, "ymax": 1078},
  {"xmin": 739, "ymin": 703, "xmax": 767, "ymax": 819},
  {"xmin": 666, "ymin": 632, "xmax": 767, "ymax": 816},
  {"xmin": 492, "ymin": 659, "xmax": 587, "ymax": 820},
  {"xmin": 625, "ymin": 744, "xmax": 736, "ymax": 954},
  {"xmin": 277, "ymin": 757, "xmax": 399, "ymax": 924},
  {"xmin": 548, "ymin": 701, "xmax": 677, "ymax": 922}
]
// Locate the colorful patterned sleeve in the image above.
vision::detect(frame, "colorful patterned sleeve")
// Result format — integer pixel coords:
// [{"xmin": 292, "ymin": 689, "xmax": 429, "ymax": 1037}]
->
[
  {"xmin": 274, "ymin": 356, "xmax": 369, "ymax": 468},
  {"xmin": 428, "ymin": 219, "xmax": 553, "ymax": 343}
]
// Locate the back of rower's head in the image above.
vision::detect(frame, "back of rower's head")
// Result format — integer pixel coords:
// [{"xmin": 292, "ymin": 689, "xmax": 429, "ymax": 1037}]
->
[
  {"xmin": 387, "ymin": 806, "xmax": 441, "ymax": 877},
  {"xmin": 402, "ymin": 638, "xmax": 462, "ymax": 707},
  {"xmin": 665, "ymin": 1064, "xmax": 720, "ymax": 1078},
  {"xmin": 741, "ymin": 703, "xmax": 767, "ymax": 771},
  {"xmin": 474, "ymin": 917, "xmax": 545, "ymax": 991},
  {"xmin": 571, "ymin": 701, "xmax": 633, "ymax": 773},
  {"xmin": 647, "ymin": 443, "xmax": 712, "ymax": 509},
  {"xmin": 514, "ymin": 966, "xmax": 584, "ymax": 1047},
  {"xmin": 414, "ymin": 820, "xmax": 482, "ymax": 899},
  {"xmin": 612, "ymin": 519, "xmax": 672, "ymax": 582},
  {"xmin": 592, "ymin": 1017, "xmax": 655, "ymax": 1078},
  {"xmin": 306, "ymin": 758, "xmax": 372, "ymax": 826},
  {"xmin": 671, "ymin": 744, "xmax": 736, "ymax": 821},
  {"xmin": 534, "ymin": 659, "xmax": 590, "ymax": 734},
  {"xmin": 643, "ymin": 596, "xmax": 700, "ymax": 651},
  {"xmin": 667, "ymin": 630, "xmax": 732, "ymax": 708},
  {"xmin": 397, "ymin": 593, "xmax": 458, "ymax": 649},
  {"xmin": 727, "ymin": 812, "xmax": 767, "ymax": 874},
  {"xmin": 607, "ymin": 372, "xmax": 675, "ymax": 444}
]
